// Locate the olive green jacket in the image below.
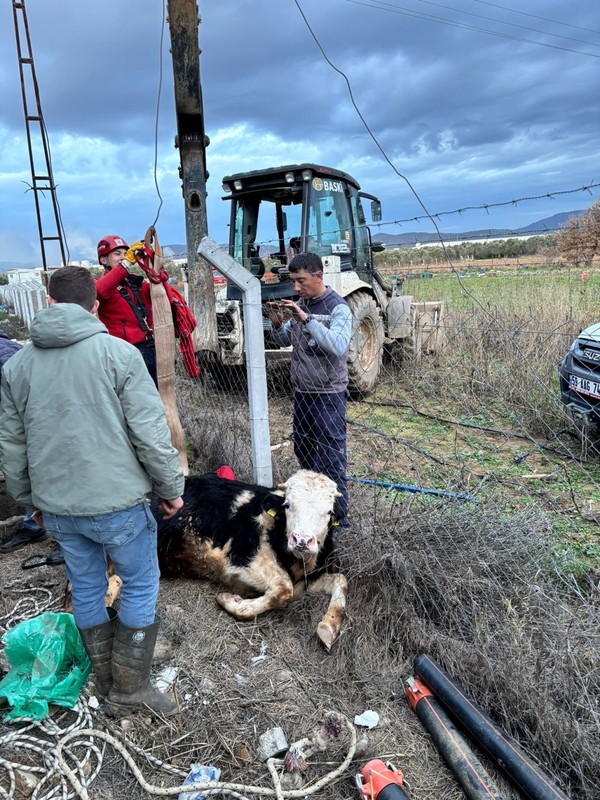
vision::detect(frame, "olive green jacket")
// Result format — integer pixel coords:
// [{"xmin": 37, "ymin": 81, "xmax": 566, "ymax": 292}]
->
[{"xmin": 0, "ymin": 303, "xmax": 184, "ymax": 515}]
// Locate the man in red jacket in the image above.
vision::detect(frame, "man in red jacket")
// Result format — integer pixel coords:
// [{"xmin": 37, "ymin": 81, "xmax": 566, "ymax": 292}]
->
[{"xmin": 96, "ymin": 235, "xmax": 159, "ymax": 383}]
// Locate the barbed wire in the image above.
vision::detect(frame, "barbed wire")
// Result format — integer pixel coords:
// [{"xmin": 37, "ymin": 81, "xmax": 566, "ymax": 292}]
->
[{"xmin": 372, "ymin": 182, "xmax": 600, "ymax": 231}]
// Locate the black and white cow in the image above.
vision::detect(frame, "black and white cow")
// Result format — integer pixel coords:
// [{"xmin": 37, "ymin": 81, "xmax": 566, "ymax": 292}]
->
[{"xmin": 153, "ymin": 469, "xmax": 348, "ymax": 649}]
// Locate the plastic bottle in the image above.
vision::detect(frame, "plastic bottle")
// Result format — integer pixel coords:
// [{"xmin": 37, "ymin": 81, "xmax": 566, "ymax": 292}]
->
[{"xmin": 178, "ymin": 764, "xmax": 221, "ymax": 800}]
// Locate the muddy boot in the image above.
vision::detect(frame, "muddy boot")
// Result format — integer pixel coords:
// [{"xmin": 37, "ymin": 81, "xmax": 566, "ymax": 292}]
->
[
  {"xmin": 78, "ymin": 607, "xmax": 118, "ymax": 698},
  {"xmin": 107, "ymin": 617, "xmax": 177, "ymax": 716}
]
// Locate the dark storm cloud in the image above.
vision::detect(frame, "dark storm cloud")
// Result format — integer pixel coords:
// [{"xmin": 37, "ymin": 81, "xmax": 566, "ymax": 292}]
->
[{"xmin": 0, "ymin": 0, "xmax": 599, "ymax": 262}]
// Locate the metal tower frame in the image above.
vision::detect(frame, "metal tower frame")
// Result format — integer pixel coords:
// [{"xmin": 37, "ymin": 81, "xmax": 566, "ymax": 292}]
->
[{"xmin": 11, "ymin": 0, "xmax": 67, "ymax": 278}]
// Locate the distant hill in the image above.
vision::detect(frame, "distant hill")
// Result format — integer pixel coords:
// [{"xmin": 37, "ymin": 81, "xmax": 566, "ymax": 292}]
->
[
  {"xmin": 0, "ymin": 211, "xmax": 584, "ymax": 272},
  {"xmin": 371, "ymin": 210, "xmax": 583, "ymax": 248}
]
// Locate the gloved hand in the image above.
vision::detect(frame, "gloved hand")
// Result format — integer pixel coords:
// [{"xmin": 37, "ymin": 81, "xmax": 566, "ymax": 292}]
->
[{"xmin": 122, "ymin": 241, "xmax": 145, "ymax": 264}]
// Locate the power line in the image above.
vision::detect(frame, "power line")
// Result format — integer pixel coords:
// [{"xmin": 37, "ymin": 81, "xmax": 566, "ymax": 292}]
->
[
  {"xmin": 412, "ymin": 0, "xmax": 600, "ymax": 49},
  {"xmin": 151, "ymin": 0, "xmax": 167, "ymax": 230},
  {"xmin": 293, "ymin": 0, "xmax": 596, "ymax": 325},
  {"xmin": 343, "ymin": 0, "xmax": 600, "ymax": 59},
  {"xmin": 469, "ymin": 0, "xmax": 600, "ymax": 38},
  {"xmin": 293, "ymin": 0, "xmax": 443, "ymax": 243}
]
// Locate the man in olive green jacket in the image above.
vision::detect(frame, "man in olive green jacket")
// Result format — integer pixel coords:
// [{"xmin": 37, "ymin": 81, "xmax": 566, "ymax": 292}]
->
[{"xmin": 0, "ymin": 266, "xmax": 184, "ymax": 716}]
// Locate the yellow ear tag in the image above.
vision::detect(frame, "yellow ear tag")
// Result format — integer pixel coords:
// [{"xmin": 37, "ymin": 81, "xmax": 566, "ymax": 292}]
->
[
  {"xmin": 267, "ymin": 508, "xmax": 278, "ymax": 517},
  {"xmin": 332, "ymin": 520, "xmax": 340, "ymax": 526}
]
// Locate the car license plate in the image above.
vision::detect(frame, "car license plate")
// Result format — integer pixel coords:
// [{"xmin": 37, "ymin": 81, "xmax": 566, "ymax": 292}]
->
[{"xmin": 569, "ymin": 374, "xmax": 600, "ymax": 400}]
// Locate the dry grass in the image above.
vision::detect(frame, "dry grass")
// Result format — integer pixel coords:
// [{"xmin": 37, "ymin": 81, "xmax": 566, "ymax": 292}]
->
[
  {"xmin": 3, "ymin": 468, "xmax": 595, "ymax": 799},
  {"xmin": 1, "ymin": 284, "xmax": 599, "ymax": 798}
]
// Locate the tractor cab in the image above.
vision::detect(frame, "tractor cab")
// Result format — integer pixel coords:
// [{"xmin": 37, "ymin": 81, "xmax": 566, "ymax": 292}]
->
[{"xmin": 221, "ymin": 163, "xmax": 383, "ymax": 301}]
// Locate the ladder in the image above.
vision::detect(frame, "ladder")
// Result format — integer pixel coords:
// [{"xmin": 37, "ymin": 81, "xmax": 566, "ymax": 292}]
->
[{"xmin": 11, "ymin": 0, "xmax": 67, "ymax": 279}]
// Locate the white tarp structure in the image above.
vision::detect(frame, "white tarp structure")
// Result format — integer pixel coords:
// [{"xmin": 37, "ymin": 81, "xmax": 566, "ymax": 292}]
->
[{"xmin": 5, "ymin": 280, "xmax": 48, "ymax": 328}]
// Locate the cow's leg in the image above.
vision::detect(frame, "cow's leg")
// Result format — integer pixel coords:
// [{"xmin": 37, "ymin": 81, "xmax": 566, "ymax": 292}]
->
[
  {"xmin": 105, "ymin": 574, "xmax": 123, "ymax": 607},
  {"xmin": 63, "ymin": 557, "xmax": 122, "ymax": 613},
  {"xmin": 297, "ymin": 573, "xmax": 348, "ymax": 650},
  {"xmin": 217, "ymin": 567, "xmax": 294, "ymax": 619}
]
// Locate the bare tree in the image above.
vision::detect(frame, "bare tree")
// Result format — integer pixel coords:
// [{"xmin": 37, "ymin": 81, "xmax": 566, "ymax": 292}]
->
[{"xmin": 559, "ymin": 200, "xmax": 600, "ymax": 266}]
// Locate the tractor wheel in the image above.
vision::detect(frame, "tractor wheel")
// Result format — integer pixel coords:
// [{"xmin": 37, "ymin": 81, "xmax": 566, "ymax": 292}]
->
[{"xmin": 346, "ymin": 292, "xmax": 384, "ymax": 397}]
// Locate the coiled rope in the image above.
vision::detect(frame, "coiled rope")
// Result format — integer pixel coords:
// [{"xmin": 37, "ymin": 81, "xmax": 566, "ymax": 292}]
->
[
  {"xmin": 1, "ymin": 584, "xmax": 356, "ymax": 799},
  {"xmin": 1, "ymin": 697, "xmax": 356, "ymax": 800},
  {"xmin": 0, "ymin": 585, "xmax": 62, "ymax": 631},
  {"xmin": 54, "ymin": 712, "xmax": 356, "ymax": 800}
]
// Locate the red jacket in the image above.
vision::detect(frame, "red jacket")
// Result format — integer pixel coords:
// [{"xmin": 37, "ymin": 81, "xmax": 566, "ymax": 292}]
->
[
  {"xmin": 96, "ymin": 265, "xmax": 157, "ymax": 345},
  {"xmin": 96, "ymin": 264, "xmax": 199, "ymax": 377}
]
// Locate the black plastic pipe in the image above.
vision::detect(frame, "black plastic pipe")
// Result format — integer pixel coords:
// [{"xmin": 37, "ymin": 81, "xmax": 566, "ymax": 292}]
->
[
  {"xmin": 405, "ymin": 677, "xmax": 506, "ymax": 800},
  {"xmin": 414, "ymin": 654, "xmax": 569, "ymax": 800}
]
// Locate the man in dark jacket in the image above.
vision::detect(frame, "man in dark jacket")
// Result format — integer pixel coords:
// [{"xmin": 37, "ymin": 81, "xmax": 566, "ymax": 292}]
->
[{"xmin": 0, "ymin": 329, "xmax": 50, "ymax": 553}]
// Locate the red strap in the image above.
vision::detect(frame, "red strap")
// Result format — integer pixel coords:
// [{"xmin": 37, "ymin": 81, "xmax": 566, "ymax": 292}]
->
[
  {"xmin": 133, "ymin": 247, "xmax": 169, "ymax": 284},
  {"xmin": 130, "ymin": 246, "xmax": 200, "ymax": 377},
  {"xmin": 215, "ymin": 466, "xmax": 236, "ymax": 480}
]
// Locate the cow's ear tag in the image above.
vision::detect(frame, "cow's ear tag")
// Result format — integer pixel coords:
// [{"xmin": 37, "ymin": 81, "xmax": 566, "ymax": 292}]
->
[
  {"xmin": 332, "ymin": 520, "xmax": 340, "ymax": 526},
  {"xmin": 267, "ymin": 508, "xmax": 278, "ymax": 517}
]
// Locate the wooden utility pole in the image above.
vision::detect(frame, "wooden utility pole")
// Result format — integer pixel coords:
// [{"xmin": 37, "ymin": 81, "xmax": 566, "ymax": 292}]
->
[{"xmin": 166, "ymin": 0, "xmax": 218, "ymax": 355}]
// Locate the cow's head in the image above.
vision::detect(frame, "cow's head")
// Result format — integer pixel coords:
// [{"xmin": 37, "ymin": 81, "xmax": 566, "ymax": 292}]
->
[{"xmin": 278, "ymin": 470, "xmax": 341, "ymax": 560}]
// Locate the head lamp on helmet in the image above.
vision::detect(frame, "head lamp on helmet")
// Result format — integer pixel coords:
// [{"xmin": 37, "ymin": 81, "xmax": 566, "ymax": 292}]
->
[{"xmin": 97, "ymin": 235, "xmax": 129, "ymax": 260}]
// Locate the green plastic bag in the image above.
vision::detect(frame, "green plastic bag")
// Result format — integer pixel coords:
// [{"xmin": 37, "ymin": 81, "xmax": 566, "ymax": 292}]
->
[{"xmin": 0, "ymin": 612, "xmax": 91, "ymax": 721}]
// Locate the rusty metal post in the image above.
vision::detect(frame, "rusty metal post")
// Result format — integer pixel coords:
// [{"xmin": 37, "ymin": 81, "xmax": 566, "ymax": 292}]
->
[{"xmin": 166, "ymin": 0, "xmax": 218, "ymax": 355}]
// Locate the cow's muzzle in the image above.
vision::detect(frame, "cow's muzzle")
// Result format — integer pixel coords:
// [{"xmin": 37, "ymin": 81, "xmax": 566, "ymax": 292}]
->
[{"xmin": 289, "ymin": 532, "xmax": 317, "ymax": 558}]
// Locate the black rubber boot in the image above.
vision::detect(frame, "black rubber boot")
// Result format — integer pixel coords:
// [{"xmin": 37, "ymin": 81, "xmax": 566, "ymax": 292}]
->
[
  {"xmin": 0, "ymin": 527, "xmax": 48, "ymax": 552},
  {"xmin": 107, "ymin": 617, "xmax": 178, "ymax": 716},
  {"xmin": 78, "ymin": 607, "xmax": 118, "ymax": 698}
]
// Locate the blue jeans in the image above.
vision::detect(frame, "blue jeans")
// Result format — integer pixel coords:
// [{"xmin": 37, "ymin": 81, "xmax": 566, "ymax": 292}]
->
[
  {"xmin": 293, "ymin": 391, "xmax": 348, "ymax": 517},
  {"xmin": 42, "ymin": 502, "xmax": 159, "ymax": 630}
]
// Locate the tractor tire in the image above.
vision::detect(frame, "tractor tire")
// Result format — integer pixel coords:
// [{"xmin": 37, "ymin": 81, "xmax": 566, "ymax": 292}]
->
[{"xmin": 346, "ymin": 292, "xmax": 384, "ymax": 397}]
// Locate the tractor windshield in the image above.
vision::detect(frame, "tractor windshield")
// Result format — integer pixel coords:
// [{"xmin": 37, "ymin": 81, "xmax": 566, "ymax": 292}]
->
[{"xmin": 307, "ymin": 177, "xmax": 371, "ymax": 276}]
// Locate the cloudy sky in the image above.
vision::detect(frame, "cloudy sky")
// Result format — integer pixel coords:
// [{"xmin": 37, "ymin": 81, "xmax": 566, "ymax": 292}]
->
[{"xmin": 0, "ymin": 0, "xmax": 598, "ymax": 266}]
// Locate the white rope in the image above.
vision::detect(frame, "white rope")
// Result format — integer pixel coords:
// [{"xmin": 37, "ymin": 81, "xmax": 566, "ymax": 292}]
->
[
  {"xmin": 1, "ymin": 583, "xmax": 355, "ymax": 799},
  {"xmin": 0, "ymin": 698, "xmax": 101, "ymax": 800},
  {"xmin": 87, "ymin": 708, "xmax": 188, "ymax": 778},
  {"xmin": 55, "ymin": 713, "xmax": 357, "ymax": 800},
  {"xmin": 0, "ymin": 586, "xmax": 61, "ymax": 631}
]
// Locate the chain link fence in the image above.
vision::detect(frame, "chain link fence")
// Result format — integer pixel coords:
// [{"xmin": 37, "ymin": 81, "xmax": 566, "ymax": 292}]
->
[
  {"xmin": 174, "ymin": 256, "xmax": 598, "ymax": 798},
  {"xmin": 0, "ymin": 257, "xmax": 596, "ymax": 797}
]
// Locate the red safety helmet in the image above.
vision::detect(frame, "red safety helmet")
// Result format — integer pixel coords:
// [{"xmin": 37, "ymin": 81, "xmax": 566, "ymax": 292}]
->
[{"xmin": 97, "ymin": 235, "xmax": 129, "ymax": 260}]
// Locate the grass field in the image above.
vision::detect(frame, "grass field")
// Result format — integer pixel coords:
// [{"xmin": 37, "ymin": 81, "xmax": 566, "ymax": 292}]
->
[
  {"xmin": 390, "ymin": 266, "xmax": 600, "ymax": 318},
  {"xmin": 355, "ymin": 265, "xmax": 600, "ymax": 577}
]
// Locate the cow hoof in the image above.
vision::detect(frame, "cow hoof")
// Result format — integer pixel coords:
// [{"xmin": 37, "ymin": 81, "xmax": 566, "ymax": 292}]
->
[
  {"xmin": 217, "ymin": 592, "xmax": 242, "ymax": 604},
  {"xmin": 217, "ymin": 592, "xmax": 244, "ymax": 613},
  {"xmin": 317, "ymin": 622, "xmax": 336, "ymax": 651}
]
